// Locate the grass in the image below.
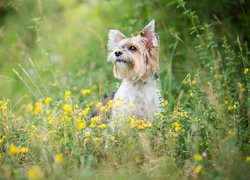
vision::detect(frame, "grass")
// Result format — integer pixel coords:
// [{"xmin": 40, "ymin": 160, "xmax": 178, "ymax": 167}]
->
[{"xmin": 0, "ymin": 0, "xmax": 249, "ymax": 179}]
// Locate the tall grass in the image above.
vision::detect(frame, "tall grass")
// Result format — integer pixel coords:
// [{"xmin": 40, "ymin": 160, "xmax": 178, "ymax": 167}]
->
[{"xmin": 0, "ymin": 0, "xmax": 249, "ymax": 179}]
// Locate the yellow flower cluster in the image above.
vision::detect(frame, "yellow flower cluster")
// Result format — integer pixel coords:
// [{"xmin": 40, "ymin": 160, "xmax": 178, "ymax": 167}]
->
[
  {"xmin": 81, "ymin": 89, "xmax": 91, "ymax": 95},
  {"xmin": 62, "ymin": 104, "xmax": 72, "ymax": 114},
  {"xmin": 64, "ymin": 90, "xmax": 71, "ymax": 100},
  {"xmin": 33, "ymin": 103, "xmax": 42, "ymax": 115},
  {"xmin": 76, "ymin": 118, "xmax": 86, "ymax": 131},
  {"xmin": 54, "ymin": 153, "xmax": 63, "ymax": 164},
  {"xmin": 9, "ymin": 144, "xmax": 29, "ymax": 155},
  {"xmin": 172, "ymin": 121, "xmax": 182, "ymax": 132},
  {"xmin": 130, "ymin": 118, "xmax": 152, "ymax": 130},
  {"xmin": 44, "ymin": 97, "xmax": 52, "ymax": 104},
  {"xmin": 0, "ymin": 100, "xmax": 8, "ymax": 112},
  {"xmin": 193, "ymin": 164, "xmax": 202, "ymax": 174},
  {"xmin": 193, "ymin": 153, "xmax": 203, "ymax": 161},
  {"xmin": 243, "ymin": 68, "xmax": 249, "ymax": 75},
  {"xmin": 27, "ymin": 166, "xmax": 44, "ymax": 180},
  {"xmin": 89, "ymin": 116, "xmax": 102, "ymax": 128}
]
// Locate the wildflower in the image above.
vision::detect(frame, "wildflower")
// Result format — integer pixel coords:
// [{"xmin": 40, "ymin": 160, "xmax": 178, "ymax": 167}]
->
[
  {"xmin": 224, "ymin": 100, "xmax": 229, "ymax": 105},
  {"xmin": 191, "ymin": 79, "xmax": 197, "ymax": 85},
  {"xmin": 246, "ymin": 156, "xmax": 250, "ymax": 162},
  {"xmin": 9, "ymin": 144, "xmax": 18, "ymax": 155},
  {"xmin": 0, "ymin": 101, "xmax": 8, "ymax": 111},
  {"xmin": 84, "ymin": 131, "xmax": 91, "ymax": 138},
  {"xmin": 106, "ymin": 100, "xmax": 114, "ymax": 109},
  {"xmin": 128, "ymin": 103, "xmax": 136, "ymax": 108},
  {"xmin": 81, "ymin": 89, "xmax": 91, "ymax": 95},
  {"xmin": 89, "ymin": 123, "xmax": 96, "ymax": 128},
  {"xmin": 27, "ymin": 166, "xmax": 44, "ymax": 180},
  {"xmin": 33, "ymin": 104, "xmax": 42, "ymax": 115},
  {"xmin": 228, "ymin": 103, "xmax": 237, "ymax": 111},
  {"xmin": 0, "ymin": 139, "xmax": 3, "ymax": 144},
  {"xmin": 193, "ymin": 164, "xmax": 202, "ymax": 174},
  {"xmin": 77, "ymin": 120, "xmax": 86, "ymax": 131},
  {"xmin": 47, "ymin": 117, "xmax": 52, "ymax": 125},
  {"xmin": 113, "ymin": 104, "xmax": 122, "ymax": 109},
  {"xmin": 95, "ymin": 102, "xmax": 102, "ymax": 108},
  {"xmin": 172, "ymin": 122, "xmax": 182, "ymax": 132},
  {"xmin": 31, "ymin": 125, "xmax": 38, "ymax": 131},
  {"xmin": 19, "ymin": 147, "xmax": 29, "ymax": 154},
  {"xmin": 109, "ymin": 136, "xmax": 115, "ymax": 142},
  {"xmin": 193, "ymin": 153, "xmax": 203, "ymax": 161},
  {"xmin": 62, "ymin": 104, "xmax": 72, "ymax": 113},
  {"xmin": 162, "ymin": 100, "xmax": 168, "ymax": 107},
  {"xmin": 64, "ymin": 91, "xmax": 71, "ymax": 100},
  {"xmin": 90, "ymin": 116, "xmax": 101, "ymax": 124},
  {"xmin": 115, "ymin": 97, "xmax": 121, "ymax": 101},
  {"xmin": 81, "ymin": 107, "xmax": 90, "ymax": 116},
  {"xmin": 54, "ymin": 153, "xmax": 63, "ymax": 164},
  {"xmin": 98, "ymin": 123, "xmax": 107, "ymax": 129},
  {"xmin": 44, "ymin": 97, "xmax": 52, "ymax": 104},
  {"xmin": 243, "ymin": 68, "xmax": 249, "ymax": 75},
  {"xmin": 130, "ymin": 118, "xmax": 152, "ymax": 129}
]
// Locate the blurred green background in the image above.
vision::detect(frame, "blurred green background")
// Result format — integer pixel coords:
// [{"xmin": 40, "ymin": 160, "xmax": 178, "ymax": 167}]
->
[{"xmin": 0, "ymin": 0, "xmax": 249, "ymax": 103}]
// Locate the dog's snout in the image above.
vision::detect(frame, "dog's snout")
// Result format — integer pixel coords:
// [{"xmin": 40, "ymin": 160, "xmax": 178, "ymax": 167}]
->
[{"xmin": 115, "ymin": 51, "xmax": 122, "ymax": 57}]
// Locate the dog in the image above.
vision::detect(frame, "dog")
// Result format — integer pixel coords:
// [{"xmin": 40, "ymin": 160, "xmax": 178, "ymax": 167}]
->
[{"xmin": 107, "ymin": 20, "xmax": 161, "ymax": 122}]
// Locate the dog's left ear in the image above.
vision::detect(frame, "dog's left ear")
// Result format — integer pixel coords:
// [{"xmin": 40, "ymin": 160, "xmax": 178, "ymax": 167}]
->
[{"xmin": 140, "ymin": 20, "xmax": 159, "ymax": 49}]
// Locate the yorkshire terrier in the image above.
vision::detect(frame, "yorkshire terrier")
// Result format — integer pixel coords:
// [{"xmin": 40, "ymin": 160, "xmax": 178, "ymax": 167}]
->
[{"xmin": 107, "ymin": 20, "xmax": 161, "ymax": 121}]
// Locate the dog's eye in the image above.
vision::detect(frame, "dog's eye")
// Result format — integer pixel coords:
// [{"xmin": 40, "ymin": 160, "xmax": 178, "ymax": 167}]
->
[{"xmin": 129, "ymin": 46, "xmax": 137, "ymax": 51}]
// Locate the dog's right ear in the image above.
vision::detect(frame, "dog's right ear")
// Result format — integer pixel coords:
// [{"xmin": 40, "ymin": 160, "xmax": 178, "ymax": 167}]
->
[{"xmin": 107, "ymin": 30, "xmax": 125, "ymax": 52}]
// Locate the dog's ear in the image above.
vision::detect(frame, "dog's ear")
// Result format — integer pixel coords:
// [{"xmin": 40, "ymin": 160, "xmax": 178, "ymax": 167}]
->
[
  {"xmin": 140, "ymin": 20, "xmax": 159, "ymax": 49},
  {"xmin": 107, "ymin": 30, "xmax": 126, "ymax": 52}
]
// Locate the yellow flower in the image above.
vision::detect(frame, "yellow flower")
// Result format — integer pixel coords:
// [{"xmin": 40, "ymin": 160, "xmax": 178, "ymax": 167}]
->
[
  {"xmin": 162, "ymin": 100, "xmax": 169, "ymax": 107},
  {"xmin": 81, "ymin": 89, "xmax": 91, "ymax": 95},
  {"xmin": 27, "ymin": 166, "xmax": 44, "ymax": 180},
  {"xmin": 246, "ymin": 156, "xmax": 250, "ymax": 162},
  {"xmin": 193, "ymin": 164, "xmax": 202, "ymax": 174},
  {"xmin": 193, "ymin": 153, "xmax": 203, "ymax": 161},
  {"xmin": 0, "ymin": 101, "xmax": 8, "ymax": 111},
  {"xmin": 109, "ymin": 136, "xmax": 115, "ymax": 142},
  {"xmin": 89, "ymin": 123, "xmax": 96, "ymax": 128},
  {"xmin": 19, "ymin": 147, "xmax": 29, "ymax": 154},
  {"xmin": 130, "ymin": 118, "xmax": 152, "ymax": 130},
  {"xmin": 44, "ymin": 97, "xmax": 52, "ymax": 104},
  {"xmin": 62, "ymin": 104, "xmax": 72, "ymax": 113},
  {"xmin": 84, "ymin": 131, "xmax": 91, "ymax": 138},
  {"xmin": 105, "ymin": 100, "xmax": 114, "ymax": 109},
  {"xmin": 172, "ymin": 122, "xmax": 182, "ymax": 132},
  {"xmin": 243, "ymin": 68, "xmax": 249, "ymax": 75},
  {"xmin": 64, "ymin": 91, "xmax": 71, "ymax": 100},
  {"xmin": 0, "ymin": 139, "xmax": 3, "ymax": 144},
  {"xmin": 115, "ymin": 97, "xmax": 121, "ymax": 101},
  {"xmin": 191, "ymin": 79, "xmax": 197, "ymax": 85},
  {"xmin": 54, "ymin": 153, "xmax": 63, "ymax": 164},
  {"xmin": 128, "ymin": 103, "xmax": 136, "ymax": 108},
  {"xmin": 77, "ymin": 120, "xmax": 86, "ymax": 131},
  {"xmin": 33, "ymin": 103, "xmax": 42, "ymax": 115},
  {"xmin": 31, "ymin": 125, "xmax": 38, "ymax": 131},
  {"xmin": 98, "ymin": 123, "xmax": 107, "ymax": 129},
  {"xmin": 81, "ymin": 107, "xmax": 90, "ymax": 116},
  {"xmin": 9, "ymin": 144, "xmax": 18, "ymax": 155}
]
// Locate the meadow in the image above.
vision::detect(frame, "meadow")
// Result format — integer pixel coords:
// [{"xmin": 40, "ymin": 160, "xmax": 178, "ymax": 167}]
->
[{"xmin": 0, "ymin": 0, "xmax": 249, "ymax": 179}]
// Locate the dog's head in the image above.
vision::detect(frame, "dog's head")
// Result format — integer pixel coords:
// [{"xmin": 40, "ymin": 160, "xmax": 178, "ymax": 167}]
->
[{"xmin": 107, "ymin": 20, "xmax": 159, "ymax": 81}]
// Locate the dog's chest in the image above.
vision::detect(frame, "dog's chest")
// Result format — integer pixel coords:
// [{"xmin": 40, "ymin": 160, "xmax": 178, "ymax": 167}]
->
[{"xmin": 112, "ymin": 79, "xmax": 160, "ymax": 121}]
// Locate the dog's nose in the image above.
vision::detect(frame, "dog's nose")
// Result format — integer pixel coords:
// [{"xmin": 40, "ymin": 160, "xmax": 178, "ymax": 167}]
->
[{"xmin": 115, "ymin": 51, "xmax": 122, "ymax": 57}]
